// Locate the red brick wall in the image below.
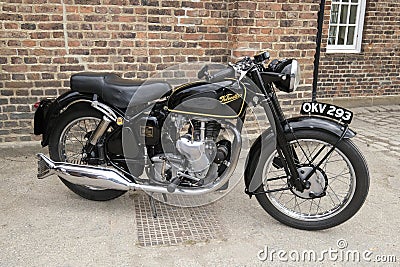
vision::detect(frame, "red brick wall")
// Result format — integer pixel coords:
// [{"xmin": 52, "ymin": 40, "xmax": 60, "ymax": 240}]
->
[
  {"xmin": 227, "ymin": 0, "xmax": 319, "ymax": 111},
  {"xmin": 1, "ymin": 0, "xmax": 230, "ymax": 142},
  {"xmin": 318, "ymin": 0, "xmax": 400, "ymax": 98},
  {"xmin": 0, "ymin": 0, "xmax": 321, "ymax": 142},
  {"xmin": 3, "ymin": 0, "xmax": 397, "ymax": 143}
]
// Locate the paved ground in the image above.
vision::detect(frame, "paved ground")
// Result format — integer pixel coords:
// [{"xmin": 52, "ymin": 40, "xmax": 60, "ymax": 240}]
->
[
  {"xmin": 0, "ymin": 105, "xmax": 399, "ymax": 266},
  {"xmin": 352, "ymin": 105, "xmax": 400, "ymax": 158}
]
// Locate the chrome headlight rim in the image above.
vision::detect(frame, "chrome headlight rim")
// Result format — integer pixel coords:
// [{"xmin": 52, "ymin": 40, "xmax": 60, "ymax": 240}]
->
[
  {"xmin": 269, "ymin": 58, "xmax": 301, "ymax": 93},
  {"xmin": 289, "ymin": 59, "xmax": 301, "ymax": 92}
]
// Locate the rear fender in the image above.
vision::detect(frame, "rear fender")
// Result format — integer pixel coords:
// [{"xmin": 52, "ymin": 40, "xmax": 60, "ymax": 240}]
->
[
  {"xmin": 38, "ymin": 91, "xmax": 95, "ymax": 147},
  {"xmin": 244, "ymin": 116, "xmax": 356, "ymax": 193}
]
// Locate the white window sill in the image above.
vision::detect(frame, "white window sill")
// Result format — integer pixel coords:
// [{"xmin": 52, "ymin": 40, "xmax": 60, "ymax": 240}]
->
[{"xmin": 325, "ymin": 48, "xmax": 362, "ymax": 54}]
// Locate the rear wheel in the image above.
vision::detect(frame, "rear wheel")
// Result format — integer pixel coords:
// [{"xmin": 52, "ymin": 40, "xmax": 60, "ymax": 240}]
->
[
  {"xmin": 254, "ymin": 129, "xmax": 369, "ymax": 230},
  {"xmin": 48, "ymin": 104, "xmax": 126, "ymax": 201}
]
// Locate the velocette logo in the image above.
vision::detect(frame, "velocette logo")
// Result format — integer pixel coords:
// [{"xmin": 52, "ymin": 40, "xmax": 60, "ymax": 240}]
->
[{"xmin": 219, "ymin": 93, "xmax": 242, "ymax": 104}]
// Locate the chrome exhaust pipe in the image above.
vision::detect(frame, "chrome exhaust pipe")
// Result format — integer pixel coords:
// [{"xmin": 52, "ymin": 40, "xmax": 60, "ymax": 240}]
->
[
  {"xmin": 37, "ymin": 153, "xmax": 135, "ymax": 191},
  {"xmin": 36, "ymin": 123, "xmax": 242, "ymax": 195}
]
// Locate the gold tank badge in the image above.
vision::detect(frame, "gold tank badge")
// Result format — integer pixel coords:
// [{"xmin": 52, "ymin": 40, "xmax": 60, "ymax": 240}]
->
[{"xmin": 219, "ymin": 93, "xmax": 242, "ymax": 104}]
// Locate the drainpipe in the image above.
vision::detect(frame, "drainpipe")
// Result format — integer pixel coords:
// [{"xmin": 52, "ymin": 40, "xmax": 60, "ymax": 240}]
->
[{"xmin": 312, "ymin": 0, "xmax": 326, "ymax": 102}]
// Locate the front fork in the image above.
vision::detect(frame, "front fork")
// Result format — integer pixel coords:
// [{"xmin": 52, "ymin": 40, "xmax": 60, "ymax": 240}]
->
[
  {"xmin": 261, "ymin": 96, "xmax": 308, "ymax": 192},
  {"xmin": 250, "ymin": 69, "xmax": 307, "ymax": 192}
]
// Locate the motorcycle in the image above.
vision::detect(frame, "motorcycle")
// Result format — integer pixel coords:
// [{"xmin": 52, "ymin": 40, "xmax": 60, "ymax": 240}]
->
[{"xmin": 34, "ymin": 52, "xmax": 369, "ymax": 230}]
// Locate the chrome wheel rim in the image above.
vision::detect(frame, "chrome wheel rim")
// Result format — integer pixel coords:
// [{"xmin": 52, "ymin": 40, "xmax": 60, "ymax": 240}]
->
[{"xmin": 263, "ymin": 138, "xmax": 356, "ymax": 221}]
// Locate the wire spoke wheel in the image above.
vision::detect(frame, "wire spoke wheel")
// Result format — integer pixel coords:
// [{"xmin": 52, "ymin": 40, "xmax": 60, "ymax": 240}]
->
[
  {"xmin": 48, "ymin": 104, "xmax": 126, "ymax": 201},
  {"xmin": 254, "ymin": 129, "xmax": 369, "ymax": 230},
  {"xmin": 264, "ymin": 139, "xmax": 355, "ymax": 221},
  {"xmin": 58, "ymin": 116, "xmax": 107, "ymax": 191},
  {"xmin": 59, "ymin": 117, "xmax": 100, "ymax": 164}
]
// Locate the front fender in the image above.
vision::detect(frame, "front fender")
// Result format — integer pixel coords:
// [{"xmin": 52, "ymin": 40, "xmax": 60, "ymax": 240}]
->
[
  {"xmin": 283, "ymin": 116, "xmax": 356, "ymax": 139},
  {"xmin": 244, "ymin": 116, "xmax": 356, "ymax": 192}
]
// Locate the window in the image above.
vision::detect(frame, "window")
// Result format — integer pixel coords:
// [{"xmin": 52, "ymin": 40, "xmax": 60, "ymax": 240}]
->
[{"xmin": 327, "ymin": 0, "xmax": 366, "ymax": 53}]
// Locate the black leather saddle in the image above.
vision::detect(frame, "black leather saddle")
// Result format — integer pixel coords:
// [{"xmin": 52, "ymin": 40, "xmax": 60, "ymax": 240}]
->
[{"xmin": 70, "ymin": 72, "xmax": 171, "ymax": 108}]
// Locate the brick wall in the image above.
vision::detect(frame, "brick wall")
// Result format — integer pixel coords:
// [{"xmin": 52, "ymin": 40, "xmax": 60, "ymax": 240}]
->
[
  {"xmin": 318, "ymin": 0, "xmax": 400, "ymax": 98},
  {"xmin": 226, "ymin": 0, "xmax": 319, "ymax": 112},
  {"xmin": 0, "ymin": 0, "xmax": 320, "ymax": 143},
  {"xmin": 4, "ymin": 0, "xmax": 397, "ymax": 143}
]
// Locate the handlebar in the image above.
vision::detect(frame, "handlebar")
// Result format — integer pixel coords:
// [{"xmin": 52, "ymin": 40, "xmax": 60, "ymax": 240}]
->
[
  {"xmin": 197, "ymin": 65, "xmax": 235, "ymax": 83},
  {"xmin": 197, "ymin": 52, "xmax": 270, "ymax": 83},
  {"xmin": 208, "ymin": 67, "xmax": 235, "ymax": 83}
]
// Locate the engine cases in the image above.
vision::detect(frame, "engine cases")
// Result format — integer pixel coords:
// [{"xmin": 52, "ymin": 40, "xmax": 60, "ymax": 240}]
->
[{"xmin": 167, "ymin": 80, "xmax": 247, "ymax": 119}]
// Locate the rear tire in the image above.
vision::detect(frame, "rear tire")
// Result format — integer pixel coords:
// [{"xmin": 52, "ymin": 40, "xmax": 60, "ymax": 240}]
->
[
  {"xmin": 48, "ymin": 103, "xmax": 126, "ymax": 201},
  {"xmin": 253, "ymin": 129, "xmax": 369, "ymax": 230}
]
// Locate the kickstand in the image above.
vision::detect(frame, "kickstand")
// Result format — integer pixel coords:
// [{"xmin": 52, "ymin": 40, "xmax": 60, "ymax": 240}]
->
[
  {"xmin": 162, "ymin": 193, "xmax": 168, "ymax": 202},
  {"xmin": 148, "ymin": 195, "xmax": 157, "ymax": 218}
]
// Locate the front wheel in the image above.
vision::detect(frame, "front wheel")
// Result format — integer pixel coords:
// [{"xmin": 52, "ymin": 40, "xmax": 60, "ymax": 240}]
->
[
  {"xmin": 48, "ymin": 103, "xmax": 126, "ymax": 201},
  {"xmin": 254, "ymin": 129, "xmax": 369, "ymax": 230}
]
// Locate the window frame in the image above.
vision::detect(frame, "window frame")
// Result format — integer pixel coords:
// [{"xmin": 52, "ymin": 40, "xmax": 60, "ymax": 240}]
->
[{"xmin": 326, "ymin": 0, "xmax": 367, "ymax": 54}]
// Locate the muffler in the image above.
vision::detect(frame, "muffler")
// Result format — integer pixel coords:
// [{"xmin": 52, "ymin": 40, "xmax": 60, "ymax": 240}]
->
[{"xmin": 37, "ymin": 153, "xmax": 135, "ymax": 191}]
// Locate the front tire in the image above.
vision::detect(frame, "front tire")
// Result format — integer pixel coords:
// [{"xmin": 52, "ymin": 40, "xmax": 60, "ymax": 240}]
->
[
  {"xmin": 253, "ymin": 129, "xmax": 369, "ymax": 230},
  {"xmin": 48, "ymin": 103, "xmax": 126, "ymax": 201}
]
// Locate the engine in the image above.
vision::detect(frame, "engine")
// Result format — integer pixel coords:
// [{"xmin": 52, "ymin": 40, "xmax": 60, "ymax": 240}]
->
[
  {"xmin": 149, "ymin": 116, "xmax": 231, "ymax": 187},
  {"xmin": 176, "ymin": 120, "xmax": 219, "ymax": 179}
]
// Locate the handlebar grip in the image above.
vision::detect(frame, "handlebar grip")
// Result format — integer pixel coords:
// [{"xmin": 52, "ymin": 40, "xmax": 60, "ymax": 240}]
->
[
  {"xmin": 197, "ymin": 65, "xmax": 209, "ymax": 79},
  {"xmin": 209, "ymin": 67, "xmax": 235, "ymax": 83}
]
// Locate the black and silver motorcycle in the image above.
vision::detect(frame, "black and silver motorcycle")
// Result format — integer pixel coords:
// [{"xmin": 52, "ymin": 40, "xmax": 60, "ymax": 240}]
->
[{"xmin": 34, "ymin": 52, "xmax": 369, "ymax": 230}]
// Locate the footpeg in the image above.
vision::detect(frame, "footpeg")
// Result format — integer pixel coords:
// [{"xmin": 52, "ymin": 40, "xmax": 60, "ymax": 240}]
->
[{"xmin": 167, "ymin": 177, "xmax": 181, "ymax": 193}]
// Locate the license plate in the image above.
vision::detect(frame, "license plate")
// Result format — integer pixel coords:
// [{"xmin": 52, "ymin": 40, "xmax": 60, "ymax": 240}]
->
[{"xmin": 300, "ymin": 102, "xmax": 353, "ymax": 124}]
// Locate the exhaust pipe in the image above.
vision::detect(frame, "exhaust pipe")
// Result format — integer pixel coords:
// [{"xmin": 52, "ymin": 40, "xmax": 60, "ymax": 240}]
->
[
  {"xmin": 37, "ymin": 153, "xmax": 135, "ymax": 191},
  {"xmin": 36, "ymin": 123, "xmax": 242, "ymax": 195}
]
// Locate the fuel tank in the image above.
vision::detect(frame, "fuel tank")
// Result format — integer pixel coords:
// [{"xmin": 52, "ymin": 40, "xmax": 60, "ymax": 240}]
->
[{"xmin": 167, "ymin": 79, "xmax": 247, "ymax": 119}]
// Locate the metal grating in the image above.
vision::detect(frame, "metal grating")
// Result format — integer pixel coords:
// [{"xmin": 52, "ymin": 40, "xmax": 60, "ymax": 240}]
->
[{"xmin": 134, "ymin": 193, "xmax": 224, "ymax": 247}]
